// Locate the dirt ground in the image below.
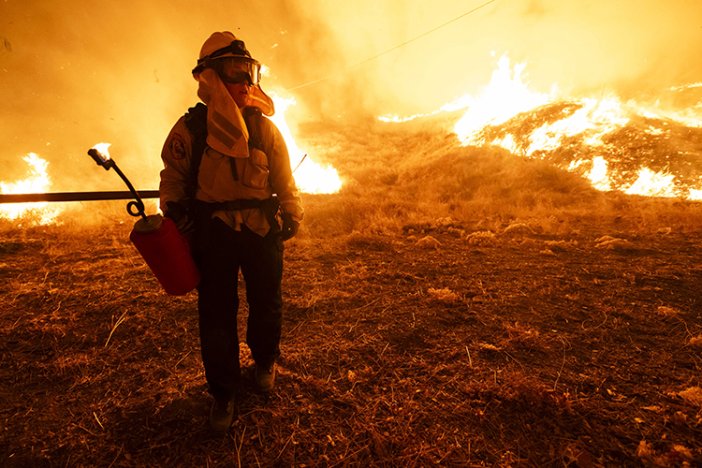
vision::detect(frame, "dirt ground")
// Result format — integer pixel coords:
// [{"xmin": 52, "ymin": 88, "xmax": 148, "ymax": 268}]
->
[{"xmin": 1, "ymin": 202, "xmax": 701, "ymax": 467}]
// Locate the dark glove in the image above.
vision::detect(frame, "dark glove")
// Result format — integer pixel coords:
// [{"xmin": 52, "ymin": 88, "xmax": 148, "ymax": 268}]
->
[
  {"xmin": 164, "ymin": 201, "xmax": 195, "ymax": 235},
  {"xmin": 280, "ymin": 212, "xmax": 299, "ymax": 241}
]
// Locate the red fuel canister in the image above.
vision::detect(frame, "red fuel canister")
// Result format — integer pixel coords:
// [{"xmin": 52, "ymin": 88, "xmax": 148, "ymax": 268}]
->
[{"xmin": 129, "ymin": 214, "xmax": 200, "ymax": 295}]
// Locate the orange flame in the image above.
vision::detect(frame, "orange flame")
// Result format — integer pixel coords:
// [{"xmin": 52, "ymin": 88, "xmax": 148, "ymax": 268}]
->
[
  {"xmin": 92, "ymin": 142, "xmax": 112, "ymax": 162},
  {"xmin": 0, "ymin": 153, "xmax": 61, "ymax": 224},
  {"xmin": 454, "ymin": 55, "xmax": 554, "ymax": 145},
  {"xmin": 268, "ymin": 92, "xmax": 342, "ymax": 194}
]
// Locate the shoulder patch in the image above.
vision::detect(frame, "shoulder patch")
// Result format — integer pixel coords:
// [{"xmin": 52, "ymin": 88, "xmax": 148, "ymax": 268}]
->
[{"xmin": 168, "ymin": 133, "xmax": 187, "ymax": 160}]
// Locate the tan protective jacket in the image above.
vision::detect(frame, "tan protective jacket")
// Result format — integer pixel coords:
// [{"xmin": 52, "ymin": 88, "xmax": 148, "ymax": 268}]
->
[{"xmin": 159, "ymin": 106, "xmax": 303, "ymax": 237}]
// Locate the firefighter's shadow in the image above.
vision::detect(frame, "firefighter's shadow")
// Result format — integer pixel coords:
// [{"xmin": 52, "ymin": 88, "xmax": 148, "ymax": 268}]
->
[
  {"xmin": 152, "ymin": 385, "xmax": 211, "ymax": 429},
  {"xmin": 110, "ymin": 369, "xmax": 279, "ymax": 456},
  {"xmin": 106, "ymin": 389, "xmax": 206, "ymax": 457},
  {"xmin": 115, "ymin": 385, "xmax": 209, "ymax": 436}
]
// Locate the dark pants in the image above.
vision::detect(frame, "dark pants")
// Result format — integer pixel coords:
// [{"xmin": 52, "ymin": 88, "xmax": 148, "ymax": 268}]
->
[{"xmin": 196, "ymin": 218, "xmax": 283, "ymax": 401}]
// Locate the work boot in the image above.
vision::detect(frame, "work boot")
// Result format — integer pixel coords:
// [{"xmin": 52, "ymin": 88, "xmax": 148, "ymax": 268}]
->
[
  {"xmin": 255, "ymin": 363, "xmax": 276, "ymax": 393},
  {"xmin": 209, "ymin": 396, "xmax": 235, "ymax": 432}
]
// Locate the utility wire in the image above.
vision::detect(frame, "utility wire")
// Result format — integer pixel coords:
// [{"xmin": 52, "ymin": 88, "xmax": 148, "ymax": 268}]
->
[{"xmin": 286, "ymin": 0, "xmax": 499, "ymax": 91}]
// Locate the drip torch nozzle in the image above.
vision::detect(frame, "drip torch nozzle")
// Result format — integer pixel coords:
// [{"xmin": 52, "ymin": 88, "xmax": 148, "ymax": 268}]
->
[{"xmin": 88, "ymin": 148, "xmax": 114, "ymax": 170}]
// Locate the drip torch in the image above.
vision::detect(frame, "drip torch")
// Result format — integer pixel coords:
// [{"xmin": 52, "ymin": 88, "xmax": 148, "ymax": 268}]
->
[
  {"xmin": 87, "ymin": 146, "xmax": 147, "ymax": 220},
  {"xmin": 87, "ymin": 144, "xmax": 199, "ymax": 296}
]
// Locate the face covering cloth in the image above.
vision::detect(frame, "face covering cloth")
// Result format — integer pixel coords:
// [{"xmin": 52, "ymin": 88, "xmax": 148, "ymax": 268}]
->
[
  {"xmin": 194, "ymin": 68, "xmax": 276, "ymax": 159},
  {"xmin": 196, "ymin": 68, "xmax": 250, "ymax": 159}
]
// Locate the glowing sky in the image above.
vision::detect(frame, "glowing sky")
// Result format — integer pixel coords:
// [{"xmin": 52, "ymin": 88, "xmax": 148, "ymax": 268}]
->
[{"xmin": 1, "ymin": 0, "xmax": 700, "ymax": 189}]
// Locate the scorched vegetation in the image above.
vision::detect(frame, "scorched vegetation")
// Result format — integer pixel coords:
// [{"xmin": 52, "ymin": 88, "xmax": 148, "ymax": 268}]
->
[{"xmin": 1, "ymin": 118, "xmax": 702, "ymax": 466}]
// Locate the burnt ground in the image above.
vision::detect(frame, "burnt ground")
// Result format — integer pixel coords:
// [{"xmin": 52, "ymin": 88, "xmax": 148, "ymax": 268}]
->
[{"xmin": 0, "ymin": 209, "xmax": 701, "ymax": 467}]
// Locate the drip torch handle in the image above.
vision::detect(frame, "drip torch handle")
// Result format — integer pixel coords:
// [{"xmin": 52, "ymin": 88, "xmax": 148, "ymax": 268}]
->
[
  {"xmin": 87, "ymin": 148, "xmax": 147, "ymax": 220},
  {"xmin": 112, "ymin": 164, "xmax": 148, "ymax": 220}
]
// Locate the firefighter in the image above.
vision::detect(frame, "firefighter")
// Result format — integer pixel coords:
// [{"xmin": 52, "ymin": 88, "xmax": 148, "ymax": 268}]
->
[{"xmin": 159, "ymin": 31, "xmax": 303, "ymax": 432}]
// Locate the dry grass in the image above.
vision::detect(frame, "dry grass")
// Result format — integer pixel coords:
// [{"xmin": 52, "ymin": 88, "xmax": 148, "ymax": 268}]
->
[{"xmin": 2, "ymin": 120, "xmax": 702, "ymax": 466}]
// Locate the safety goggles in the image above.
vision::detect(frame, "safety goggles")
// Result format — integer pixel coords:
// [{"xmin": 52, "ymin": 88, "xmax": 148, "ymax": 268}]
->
[{"xmin": 212, "ymin": 58, "xmax": 261, "ymax": 86}]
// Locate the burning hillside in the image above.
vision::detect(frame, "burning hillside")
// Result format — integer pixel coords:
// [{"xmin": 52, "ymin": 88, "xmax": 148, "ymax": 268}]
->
[
  {"xmin": 382, "ymin": 55, "xmax": 702, "ymax": 201},
  {"xmin": 472, "ymin": 100, "xmax": 702, "ymax": 197},
  {"xmin": 6, "ymin": 55, "xmax": 701, "ymax": 229}
]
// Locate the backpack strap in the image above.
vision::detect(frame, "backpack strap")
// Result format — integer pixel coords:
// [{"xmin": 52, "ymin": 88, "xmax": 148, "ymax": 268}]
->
[
  {"xmin": 183, "ymin": 103, "xmax": 266, "ymax": 192},
  {"xmin": 183, "ymin": 102, "xmax": 208, "ymax": 198},
  {"xmin": 243, "ymin": 106, "xmax": 265, "ymax": 153}
]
